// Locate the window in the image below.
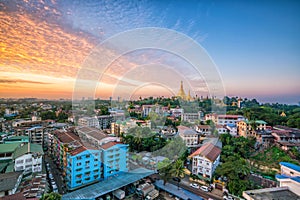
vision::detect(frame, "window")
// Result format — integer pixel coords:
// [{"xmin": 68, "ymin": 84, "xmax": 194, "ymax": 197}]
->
[
  {"xmin": 25, "ymin": 158, "xmax": 32, "ymax": 163},
  {"xmin": 76, "ymin": 180, "xmax": 82, "ymax": 184},
  {"xmin": 77, "ymin": 156, "xmax": 82, "ymax": 160},
  {"xmin": 76, "ymin": 174, "xmax": 82, "ymax": 179},
  {"xmin": 16, "ymin": 160, "xmax": 24, "ymax": 164},
  {"xmin": 77, "ymin": 163, "xmax": 81, "ymax": 166},
  {"xmin": 86, "ymin": 155, "xmax": 90, "ymax": 158}
]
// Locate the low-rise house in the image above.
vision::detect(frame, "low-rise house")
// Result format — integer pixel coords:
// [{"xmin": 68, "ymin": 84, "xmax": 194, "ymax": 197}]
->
[
  {"xmin": 272, "ymin": 126, "xmax": 300, "ymax": 150},
  {"xmin": 181, "ymin": 111, "xmax": 202, "ymax": 123},
  {"xmin": 217, "ymin": 114, "xmax": 245, "ymax": 125},
  {"xmin": 189, "ymin": 143, "xmax": 221, "ymax": 180},
  {"xmin": 237, "ymin": 120, "xmax": 267, "ymax": 137},
  {"xmin": 13, "ymin": 143, "xmax": 43, "ymax": 173},
  {"xmin": 226, "ymin": 124, "xmax": 237, "ymax": 136},
  {"xmin": 195, "ymin": 125, "xmax": 211, "ymax": 135},
  {"xmin": 216, "ymin": 124, "xmax": 228, "ymax": 134},
  {"xmin": 0, "ymin": 172, "xmax": 23, "ymax": 197},
  {"xmin": 178, "ymin": 126, "xmax": 200, "ymax": 147},
  {"xmin": 170, "ymin": 108, "xmax": 184, "ymax": 118}
]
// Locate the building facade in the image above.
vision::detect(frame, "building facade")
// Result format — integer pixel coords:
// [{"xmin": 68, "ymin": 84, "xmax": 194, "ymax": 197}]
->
[
  {"xmin": 178, "ymin": 126, "xmax": 200, "ymax": 147},
  {"xmin": 189, "ymin": 143, "xmax": 221, "ymax": 180},
  {"xmin": 66, "ymin": 147, "xmax": 101, "ymax": 190},
  {"xmin": 101, "ymin": 142, "xmax": 129, "ymax": 179},
  {"xmin": 13, "ymin": 143, "xmax": 43, "ymax": 173}
]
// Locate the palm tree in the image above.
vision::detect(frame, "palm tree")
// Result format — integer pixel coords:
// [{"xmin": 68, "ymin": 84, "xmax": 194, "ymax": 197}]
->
[
  {"xmin": 133, "ymin": 127, "xmax": 143, "ymax": 152},
  {"xmin": 170, "ymin": 160, "xmax": 185, "ymax": 189}
]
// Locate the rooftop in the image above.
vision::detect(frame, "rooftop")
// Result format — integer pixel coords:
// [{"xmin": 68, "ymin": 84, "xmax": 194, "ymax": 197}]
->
[
  {"xmin": 0, "ymin": 192, "xmax": 26, "ymax": 200},
  {"xmin": 0, "ymin": 143, "xmax": 20, "ymax": 154},
  {"xmin": 189, "ymin": 143, "xmax": 221, "ymax": 162},
  {"xmin": 243, "ymin": 187, "xmax": 299, "ymax": 200},
  {"xmin": 100, "ymin": 141, "xmax": 119, "ymax": 150},
  {"xmin": 55, "ymin": 131, "xmax": 81, "ymax": 144},
  {"xmin": 217, "ymin": 114, "xmax": 243, "ymax": 119},
  {"xmin": 62, "ymin": 168, "xmax": 154, "ymax": 200},
  {"xmin": 154, "ymin": 180, "xmax": 203, "ymax": 200},
  {"xmin": 13, "ymin": 143, "xmax": 43, "ymax": 159},
  {"xmin": 280, "ymin": 162, "xmax": 300, "ymax": 173},
  {"xmin": 76, "ymin": 126, "xmax": 108, "ymax": 141},
  {"xmin": 68, "ymin": 146, "xmax": 87, "ymax": 156},
  {"xmin": 0, "ymin": 171, "xmax": 22, "ymax": 192}
]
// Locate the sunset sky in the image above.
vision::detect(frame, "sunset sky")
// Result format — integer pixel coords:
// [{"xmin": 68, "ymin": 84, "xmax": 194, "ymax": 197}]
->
[{"xmin": 0, "ymin": 0, "xmax": 299, "ymax": 104}]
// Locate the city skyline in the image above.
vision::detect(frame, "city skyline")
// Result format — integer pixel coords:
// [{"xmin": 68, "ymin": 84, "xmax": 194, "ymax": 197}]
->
[{"xmin": 0, "ymin": 0, "xmax": 300, "ymax": 104}]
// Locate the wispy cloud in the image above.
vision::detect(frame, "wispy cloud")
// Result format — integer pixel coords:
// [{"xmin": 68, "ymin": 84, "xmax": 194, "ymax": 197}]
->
[{"xmin": 0, "ymin": 79, "xmax": 50, "ymax": 84}]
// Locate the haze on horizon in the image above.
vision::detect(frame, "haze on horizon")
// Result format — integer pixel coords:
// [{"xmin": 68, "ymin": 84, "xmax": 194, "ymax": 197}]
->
[{"xmin": 0, "ymin": 0, "xmax": 299, "ymax": 104}]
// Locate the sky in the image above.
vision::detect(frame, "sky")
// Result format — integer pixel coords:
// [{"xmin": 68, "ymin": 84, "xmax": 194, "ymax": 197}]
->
[{"xmin": 0, "ymin": 0, "xmax": 299, "ymax": 104}]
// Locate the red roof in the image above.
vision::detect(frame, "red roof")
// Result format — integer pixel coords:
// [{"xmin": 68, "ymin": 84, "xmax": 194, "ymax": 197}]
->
[
  {"xmin": 177, "ymin": 125, "xmax": 191, "ymax": 130},
  {"xmin": 69, "ymin": 146, "xmax": 87, "ymax": 156},
  {"xmin": 101, "ymin": 141, "xmax": 121, "ymax": 150},
  {"xmin": 56, "ymin": 131, "xmax": 80, "ymax": 143},
  {"xmin": 0, "ymin": 192, "xmax": 26, "ymax": 200},
  {"xmin": 189, "ymin": 143, "xmax": 221, "ymax": 162},
  {"xmin": 217, "ymin": 115, "xmax": 240, "ymax": 119}
]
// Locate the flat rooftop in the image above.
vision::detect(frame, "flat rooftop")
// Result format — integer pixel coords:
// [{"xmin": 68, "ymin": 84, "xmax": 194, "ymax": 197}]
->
[
  {"xmin": 62, "ymin": 168, "xmax": 155, "ymax": 200},
  {"xmin": 243, "ymin": 187, "xmax": 300, "ymax": 200}
]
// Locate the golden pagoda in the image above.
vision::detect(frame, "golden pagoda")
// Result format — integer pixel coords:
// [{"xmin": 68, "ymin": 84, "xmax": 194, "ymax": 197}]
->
[
  {"xmin": 177, "ymin": 81, "xmax": 186, "ymax": 100},
  {"xmin": 187, "ymin": 90, "xmax": 192, "ymax": 101},
  {"xmin": 280, "ymin": 111, "xmax": 286, "ymax": 117}
]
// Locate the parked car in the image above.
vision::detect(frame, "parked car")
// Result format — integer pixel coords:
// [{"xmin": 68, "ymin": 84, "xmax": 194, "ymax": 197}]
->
[
  {"xmin": 189, "ymin": 183, "xmax": 199, "ymax": 189},
  {"xmin": 223, "ymin": 195, "xmax": 234, "ymax": 200},
  {"xmin": 200, "ymin": 185, "xmax": 209, "ymax": 192},
  {"xmin": 52, "ymin": 184, "xmax": 58, "ymax": 190}
]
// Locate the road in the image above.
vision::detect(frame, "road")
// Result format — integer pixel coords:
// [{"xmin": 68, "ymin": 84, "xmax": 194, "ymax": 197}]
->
[{"xmin": 45, "ymin": 155, "xmax": 67, "ymax": 194}]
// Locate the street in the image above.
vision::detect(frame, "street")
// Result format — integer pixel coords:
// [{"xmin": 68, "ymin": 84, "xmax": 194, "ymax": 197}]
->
[{"xmin": 45, "ymin": 155, "xmax": 67, "ymax": 194}]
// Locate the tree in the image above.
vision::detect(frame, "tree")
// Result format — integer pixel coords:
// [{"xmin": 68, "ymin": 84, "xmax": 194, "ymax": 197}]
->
[
  {"xmin": 215, "ymin": 156, "xmax": 251, "ymax": 196},
  {"xmin": 170, "ymin": 159, "xmax": 185, "ymax": 189},
  {"xmin": 40, "ymin": 192, "xmax": 61, "ymax": 200},
  {"xmin": 157, "ymin": 158, "xmax": 172, "ymax": 185}
]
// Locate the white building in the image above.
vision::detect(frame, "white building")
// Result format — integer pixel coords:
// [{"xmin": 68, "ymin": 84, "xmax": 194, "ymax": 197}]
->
[
  {"xmin": 178, "ymin": 126, "xmax": 200, "ymax": 147},
  {"xmin": 170, "ymin": 108, "xmax": 184, "ymax": 118},
  {"xmin": 276, "ymin": 162, "xmax": 300, "ymax": 196},
  {"xmin": 189, "ymin": 143, "xmax": 221, "ymax": 180},
  {"xmin": 217, "ymin": 115, "xmax": 245, "ymax": 125},
  {"xmin": 181, "ymin": 111, "xmax": 202, "ymax": 123},
  {"xmin": 78, "ymin": 117, "xmax": 100, "ymax": 128},
  {"xmin": 142, "ymin": 105, "xmax": 160, "ymax": 117},
  {"xmin": 13, "ymin": 143, "xmax": 44, "ymax": 173}
]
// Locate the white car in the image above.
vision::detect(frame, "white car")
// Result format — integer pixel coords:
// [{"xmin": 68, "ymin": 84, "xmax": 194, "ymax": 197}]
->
[
  {"xmin": 223, "ymin": 195, "xmax": 234, "ymax": 200},
  {"xmin": 200, "ymin": 185, "xmax": 209, "ymax": 192},
  {"xmin": 189, "ymin": 183, "xmax": 199, "ymax": 189}
]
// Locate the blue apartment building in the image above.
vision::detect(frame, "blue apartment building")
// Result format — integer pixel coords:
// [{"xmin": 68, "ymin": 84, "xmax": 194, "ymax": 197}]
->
[
  {"xmin": 66, "ymin": 147, "xmax": 102, "ymax": 190},
  {"xmin": 100, "ymin": 142, "xmax": 129, "ymax": 179}
]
